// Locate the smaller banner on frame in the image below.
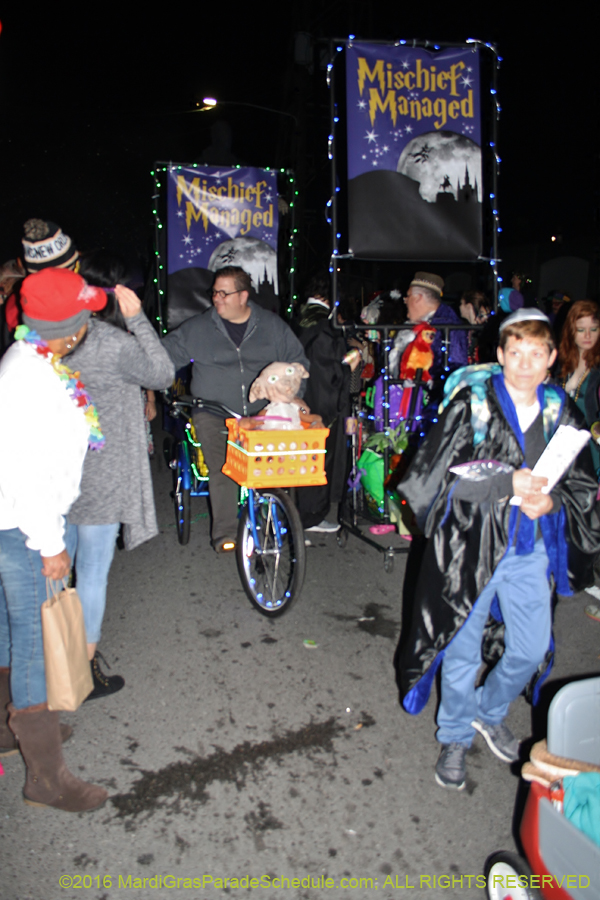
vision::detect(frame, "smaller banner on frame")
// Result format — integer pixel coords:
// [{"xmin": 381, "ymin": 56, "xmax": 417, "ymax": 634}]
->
[
  {"xmin": 166, "ymin": 166, "xmax": 279, "ymax": 327},
  {"xmin": 346, "ymin": 42, "xmax": 482, "ymax": 260}
]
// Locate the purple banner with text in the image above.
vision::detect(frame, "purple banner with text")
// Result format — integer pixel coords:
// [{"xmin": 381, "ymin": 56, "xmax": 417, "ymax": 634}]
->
[
  {"xmin": 345, "ymin": 42, "xmax": 482, "ymax": 259},
  {"xmin": 166, "ymin": 165, "xmax": 279, "ymax": 327}
]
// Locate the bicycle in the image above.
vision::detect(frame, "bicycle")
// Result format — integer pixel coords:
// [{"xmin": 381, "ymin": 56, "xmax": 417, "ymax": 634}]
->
[
  {"xmin": 162, "ymin": 393, "xmax": 211, "ymax": 545},
  {"xmin": 164, "ymin": 395, "xmax": 329, "ymax": 617}
]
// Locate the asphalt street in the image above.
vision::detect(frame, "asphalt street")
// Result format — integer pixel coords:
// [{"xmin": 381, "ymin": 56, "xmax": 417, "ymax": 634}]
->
[{"xmin": 1, "ymin": 432, "xmax": 599, "ymax": 900}]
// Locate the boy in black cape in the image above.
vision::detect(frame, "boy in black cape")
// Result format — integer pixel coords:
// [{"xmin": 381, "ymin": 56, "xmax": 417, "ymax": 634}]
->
[{"xmin": 395, "ymin": 309, "xmax": 600, "ymax": 790}]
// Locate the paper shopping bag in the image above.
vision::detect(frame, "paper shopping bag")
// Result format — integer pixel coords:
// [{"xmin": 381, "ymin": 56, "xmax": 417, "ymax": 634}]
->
[{"xmin": 41, "ymin": 579, "xmax": 93, "ymax": 710}]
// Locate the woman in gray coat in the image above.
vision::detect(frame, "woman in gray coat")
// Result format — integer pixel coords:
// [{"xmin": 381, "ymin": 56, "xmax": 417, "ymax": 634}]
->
[{"xmin": 68, "ymin": 275, "xmax": 174, "ymax": 699}]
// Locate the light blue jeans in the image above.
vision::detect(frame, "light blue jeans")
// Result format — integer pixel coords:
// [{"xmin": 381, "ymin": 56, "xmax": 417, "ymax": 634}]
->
[
  {"xmin": 0, "ymin": 524, "xmax": 77, "ymax": 708},
  {"xmin": 437, "ymin": 540, "xmax": 552, "ymax": 746},
  {"xmin": 75, "ymin": 523, "xmax": 120, "ymax": 645}
]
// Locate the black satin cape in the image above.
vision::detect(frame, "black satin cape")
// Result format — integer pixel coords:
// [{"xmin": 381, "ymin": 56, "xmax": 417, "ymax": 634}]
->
[{"xmin": 395, "ymin": 382, "xmax": 600, "ymax": 715}]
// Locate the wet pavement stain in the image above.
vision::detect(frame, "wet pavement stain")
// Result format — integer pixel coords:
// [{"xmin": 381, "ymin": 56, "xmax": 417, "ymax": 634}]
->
[
  {"xmin": 356, "ymin": 603, "xmax": 399, "ymax": 639},
  {"xmin": 111, "ymin": 717, "xmax": 344, "ymax": 819},
  {"xmin": 327, "ymin": 603, "xmax": 399, "ymax": 640}
]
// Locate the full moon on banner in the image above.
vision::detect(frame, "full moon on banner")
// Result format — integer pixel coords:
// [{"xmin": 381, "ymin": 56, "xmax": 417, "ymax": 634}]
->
[{"xmin": 345, "ymin": 42, "xmax": 483, "ymax": 260}]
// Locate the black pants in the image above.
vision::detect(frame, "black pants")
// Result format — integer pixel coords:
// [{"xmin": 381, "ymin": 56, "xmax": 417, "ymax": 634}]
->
[{"xmin": 192, "ymin": 410, "xmax": 239, "ymax": 543}]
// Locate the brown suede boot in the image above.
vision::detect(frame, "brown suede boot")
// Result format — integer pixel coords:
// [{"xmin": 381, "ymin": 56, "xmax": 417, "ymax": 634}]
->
[
  {"xmin": 0, "ymin": 667, "xmax": 18, "ymax": 756},
  {"xmin": 8, "ymin": 703, "xmax": 107, "ymax": 812},
  {"xmin": 0, "ymin": 668, "xmax": 72, "ymax": 756}
]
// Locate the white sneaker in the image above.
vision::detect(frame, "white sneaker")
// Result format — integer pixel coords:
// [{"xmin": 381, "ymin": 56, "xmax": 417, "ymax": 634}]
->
[{"xmin": 305, "ymin": 520, "xmax": 340, "ymax": 533}]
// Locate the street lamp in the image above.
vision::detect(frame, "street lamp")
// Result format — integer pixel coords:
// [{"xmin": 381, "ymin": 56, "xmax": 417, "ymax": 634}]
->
[{"xmin": 197, "ymin": 98, "xmax": 297, "ymax": 126}]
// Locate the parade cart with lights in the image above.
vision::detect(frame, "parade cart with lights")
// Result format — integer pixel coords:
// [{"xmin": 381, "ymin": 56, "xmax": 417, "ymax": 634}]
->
[
  {"xmin": 324, "ymin": 36, "xmax": 501, "ymax": 566},
  {"xmin": 336, "ymin": 320, "xmax": 474, "ymax": 572}
]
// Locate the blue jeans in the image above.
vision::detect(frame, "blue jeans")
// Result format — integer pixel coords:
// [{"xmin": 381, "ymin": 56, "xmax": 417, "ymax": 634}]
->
[
  {"xmin": 75, "ymin": 523, "xmax": 120, "ymax": 644},
  {"xmin": 437, "ymin": 541, "xmax": 552, "ymax": 746},
  {"xmin": 0, "ymin": 524, "xmax": 77, "ymax": 709}
]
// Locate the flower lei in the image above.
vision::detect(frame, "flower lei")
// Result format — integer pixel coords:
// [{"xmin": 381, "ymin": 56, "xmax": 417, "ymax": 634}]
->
[{"xmin": 15, "ymin": 325, "xmax": 105, "ymax": 449}]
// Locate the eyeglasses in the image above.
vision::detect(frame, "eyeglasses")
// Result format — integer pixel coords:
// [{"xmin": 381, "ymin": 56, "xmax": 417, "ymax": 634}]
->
[{"xmin": 211, "ymin": 289, "xmax": 239, "ymax": 300}]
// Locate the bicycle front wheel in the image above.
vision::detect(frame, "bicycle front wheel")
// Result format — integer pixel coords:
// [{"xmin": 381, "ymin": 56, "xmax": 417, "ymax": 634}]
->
[
  {"xmin": 173, "ymin": 445, "xmax": 191, "ymax": 545},
  {"xmin": 236, "ymin": 489, "xmax": 305, "ymax": 617}
]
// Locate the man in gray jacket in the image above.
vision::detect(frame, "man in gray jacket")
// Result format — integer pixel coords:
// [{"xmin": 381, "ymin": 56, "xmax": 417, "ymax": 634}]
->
[{"xmin": 162, "ymin": 266, "xmax": 308, "ymax": 552}]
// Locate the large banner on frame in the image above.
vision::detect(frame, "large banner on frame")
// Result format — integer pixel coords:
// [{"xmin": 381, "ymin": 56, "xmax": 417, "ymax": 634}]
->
[
  {"xmin": 346, "ymin": 43, "xmax": 482, "ymax": 260},
  {"xmin": 166, "ymin": 166, "xmax": 279, "ymax": 327}
]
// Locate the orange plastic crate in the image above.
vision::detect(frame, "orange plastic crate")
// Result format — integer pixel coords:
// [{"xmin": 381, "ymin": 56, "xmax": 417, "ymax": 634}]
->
[{"xmin": 222, "ymin": 419, "xmax": 329, "ymax": 488}]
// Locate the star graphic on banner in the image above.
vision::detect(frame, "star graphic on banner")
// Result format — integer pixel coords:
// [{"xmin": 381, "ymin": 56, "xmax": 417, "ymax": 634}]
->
[
  {"xmin": 467, "ymin": 66, "xmax": 472, "ymax": 72},
  {"xmin": 182, "ymin": 234, "xmax": 193, "ymax": 245},
  {"xmin": 405, "ymin": 125, "xmax": 413, "ymax": 134},
  {"xmin": 365, "ymin": 129, "xmax": 378, "ymax": 143},
  {"xmin": 357, "ymin": 99, "xmax": 367, "ymax": 110},
  {"xmin": 382, "ymin": 144, "xmax": 389, "ymax": 153},
  {"xmin": 265, "ymin": 191, "xmax": 273, "ymax": 202},
  {"xmin": 401, "ymin": 60, "xmax": 410, "ymax": 69},
  {"xmin": 372, "ymin": 160, "xmax": 379, "ymax": 166},
  {"xmin": 461, "ymin": 75, "xmax": 472, "ymax": 87},
  {"xmin": 362, "ymin": 153, "xmax": 367, "ymax": 159},
  {"xmin": 215, "ymin": 177, "xmax": 222, "ymax": 184},
  {"xmin": 179, "ymin": 253, "xmax": 184, "ymax": 259},
  {"xmin": 176, "ymin": 210, "xmax": 184, "ymax": 218}
]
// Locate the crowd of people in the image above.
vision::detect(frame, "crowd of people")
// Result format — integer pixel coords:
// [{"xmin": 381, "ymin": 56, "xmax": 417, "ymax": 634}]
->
[{"xmin": 1, "ymin": 217, "xmax": 599, "ymax": 809}]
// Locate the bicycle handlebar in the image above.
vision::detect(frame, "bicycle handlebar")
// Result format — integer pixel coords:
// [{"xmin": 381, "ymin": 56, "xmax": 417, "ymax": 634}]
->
[{"xmin": 163, "ymin": 392, "xmax": 240, "ymax": 420}]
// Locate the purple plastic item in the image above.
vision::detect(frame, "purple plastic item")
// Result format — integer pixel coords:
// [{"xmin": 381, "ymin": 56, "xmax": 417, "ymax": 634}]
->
[{"xmin": 372, "ymin": 376, "xmax": 423, "ymax": 432}]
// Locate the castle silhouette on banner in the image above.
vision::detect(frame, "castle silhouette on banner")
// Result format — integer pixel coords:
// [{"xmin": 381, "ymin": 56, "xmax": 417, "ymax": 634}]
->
[{"xmin": 348, "ymin": 163, "xmax": 482, "ymax": 260}]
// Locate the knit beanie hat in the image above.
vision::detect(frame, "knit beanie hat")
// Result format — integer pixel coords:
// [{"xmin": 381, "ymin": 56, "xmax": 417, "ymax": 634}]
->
[{"xmin": 22, "ymin": 218, "xmax": 79, "ymax": 274}]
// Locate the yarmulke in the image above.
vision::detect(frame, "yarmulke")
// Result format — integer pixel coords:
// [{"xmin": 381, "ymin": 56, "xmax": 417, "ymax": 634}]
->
[{"xmin": 499, "ymin": 307, "xmax": 550, "ymax": 332}]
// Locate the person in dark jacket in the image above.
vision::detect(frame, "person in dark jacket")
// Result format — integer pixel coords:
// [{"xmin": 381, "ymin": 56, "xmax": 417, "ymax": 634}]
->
[
  {"xmin": 162, "ymin": 266, "xmax": 308, "ymax": 552},
  {"xmin": 394, "ymin": 308, "xmax": 600, "ymax": 791},
  {"xmin": 294, "ymin": 279, "xmax": 360, "ymax": 534}
]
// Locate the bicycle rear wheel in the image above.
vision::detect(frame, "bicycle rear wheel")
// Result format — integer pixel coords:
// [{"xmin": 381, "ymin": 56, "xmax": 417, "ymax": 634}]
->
[{"xmin": 236, "ymin": 489, "xmax": 305, "ymax": 617}]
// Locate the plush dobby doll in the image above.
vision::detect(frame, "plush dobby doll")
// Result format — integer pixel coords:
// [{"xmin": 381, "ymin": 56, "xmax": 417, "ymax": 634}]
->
[{"xmin": 241, "ymin": 362, "xmax": 323, "ymax": 430}]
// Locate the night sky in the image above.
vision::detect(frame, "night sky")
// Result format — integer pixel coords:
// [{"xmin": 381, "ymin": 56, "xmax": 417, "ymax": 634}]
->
[{"xmin": 0, "ymin": 6, "xmax": 596, "ymax": 290}]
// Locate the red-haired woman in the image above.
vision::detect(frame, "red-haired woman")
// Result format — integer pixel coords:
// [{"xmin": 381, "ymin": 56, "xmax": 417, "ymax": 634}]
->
[
  {"xmin": 558, "ymin": 300, "xmax": 600, "ymax": 620},
  {"xmin": 558, "ymin": 300, "xmax": 600, "ymax": 478}
]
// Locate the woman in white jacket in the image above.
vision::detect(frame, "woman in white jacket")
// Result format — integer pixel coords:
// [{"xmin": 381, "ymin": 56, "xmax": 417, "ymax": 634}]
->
[{"xmin": 0, "ymin": 267, "xmax": 108, "ymax": 812}]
